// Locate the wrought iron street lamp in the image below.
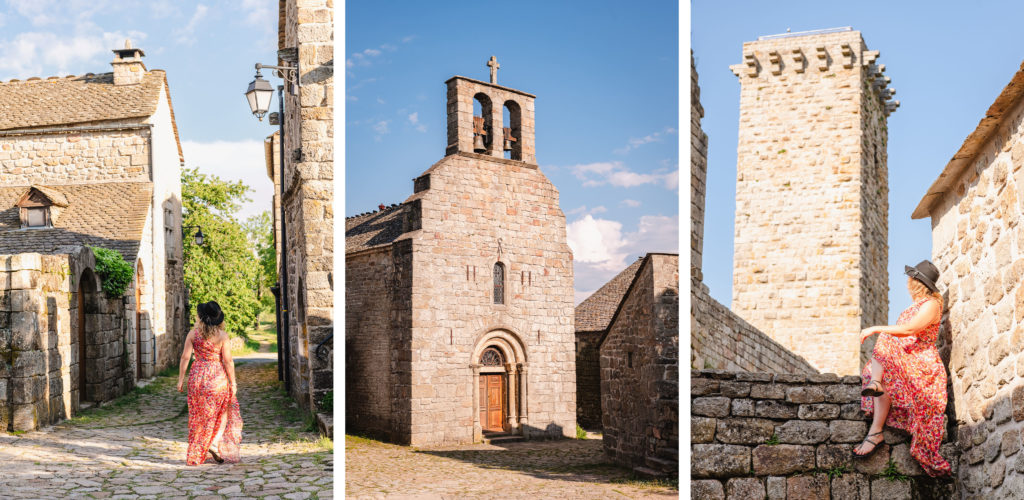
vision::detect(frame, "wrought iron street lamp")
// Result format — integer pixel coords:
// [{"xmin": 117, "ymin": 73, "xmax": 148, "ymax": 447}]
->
[{"xmin": 182, "ymin": 225, "xmax": 204, "ymax": 246}]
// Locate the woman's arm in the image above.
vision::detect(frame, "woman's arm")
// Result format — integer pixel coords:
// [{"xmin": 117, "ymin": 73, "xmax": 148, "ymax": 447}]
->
[
  {"xmin": 860, "ymin": 299, "xmax": 941, "ymax": 343},
  {"xmin": 176, "ymin": 330, "xmax": 195, "ymax": 392},
  {"xmin": 220, "ymin": 332, "xmax": 237, "ymax": 397}
]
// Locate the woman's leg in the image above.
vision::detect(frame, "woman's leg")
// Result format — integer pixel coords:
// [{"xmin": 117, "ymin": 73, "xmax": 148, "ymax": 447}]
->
[
  {"xmin": 211, "ymin": 409, "xmax": 228, "ymax": 450},
  {"xmin": 856, "ymin": 358, "xmax": 889, "ymax": 454}
]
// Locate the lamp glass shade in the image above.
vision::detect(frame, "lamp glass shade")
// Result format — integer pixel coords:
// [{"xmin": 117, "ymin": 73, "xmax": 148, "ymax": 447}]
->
[
  {"xmin": 194, "ymin": 229, "xmax": 205, "ymax": 246},
  {"xmin": 246, "ymin": 76, "xmax": 274, "ymax": 120}
]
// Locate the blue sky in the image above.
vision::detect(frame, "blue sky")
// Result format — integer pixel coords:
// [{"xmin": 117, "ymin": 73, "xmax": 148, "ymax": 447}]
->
[
  {"xmin": 693, "ymin": 1, "xmax": 1024, "ymax": 323},
  {"xmin": 0, "ymin": 0, "xmax": 280, "ymax": 219},
  {"xmin": 346, "ymin": 0, "xmax": 680, "ymax": 303}
]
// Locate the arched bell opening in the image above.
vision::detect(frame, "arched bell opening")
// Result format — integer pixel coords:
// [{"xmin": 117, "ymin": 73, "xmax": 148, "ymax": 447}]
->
[
  {"xmin": 471, "ymin": 330, "xmax": 529, "ymax": 440},
  {"xmin": 502, "ymin": 100, "xmax": 522, "ymax": 161},
  {"xmin": 473, "ymin": 93, "xmax": 493, "ymax": 154}
]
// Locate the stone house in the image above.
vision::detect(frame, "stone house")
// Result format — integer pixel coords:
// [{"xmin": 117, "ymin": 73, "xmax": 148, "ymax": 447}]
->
[
  {"xmin": 574, "ymin": 257, "xmax": 645, "ymax": 430},
  {"xmin": 593, "ymin": 253, "xmax": 679, "ymax": 478},
  {"xmin": 345, "ymin": 64, "xmax": 576, "ymax": 446},
  {"xmin": 913, "ymin": 60, "xmax": 1024, "ymax": 498},
  {"xmin": 0, "ymin": 42, "xmax": 186, "ymax": 430},
  {"xmin": 263, "ymin": 0, "xmax": 334, "ymax": 430}
]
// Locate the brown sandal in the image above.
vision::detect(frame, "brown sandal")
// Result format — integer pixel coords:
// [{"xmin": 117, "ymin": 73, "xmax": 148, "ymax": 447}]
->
[
  {"xmin": 853, "ymin": 431, "xmax": 884, "ymax": 458},
  {"xmin": 861, "ymin": 380, "xmax": 885, "ymax": 397}
]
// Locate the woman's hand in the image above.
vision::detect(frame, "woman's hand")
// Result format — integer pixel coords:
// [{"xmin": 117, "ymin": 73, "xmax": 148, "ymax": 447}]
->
[
  {"xmin": 177, "ymin": 379, "xmax": 185, "ymax": 393},
  {"xmin": 860, "ymin": 327, "xmax": 879, "ymax": 344},
  {"xmin": 230, "ymin": 382, "xmax": 237, "ymax": 397}
]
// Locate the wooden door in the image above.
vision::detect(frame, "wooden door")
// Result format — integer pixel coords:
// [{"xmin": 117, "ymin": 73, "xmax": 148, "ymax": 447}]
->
[
  {"xmin": 77, "ymin": 283, "xmax": 86, "ymax": 401},
  {"xmin": 135, "ymin": 283, "xmax": 142, "ymax": 379},
  {"xmin": 479, "ymin": 374, "xmax": 506, "ymax": 432}
]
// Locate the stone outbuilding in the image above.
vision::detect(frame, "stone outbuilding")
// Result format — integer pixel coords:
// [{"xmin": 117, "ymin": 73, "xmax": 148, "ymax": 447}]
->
[
  {"xmin": 0, "ymin": 42, "xmax": 185, "ymax": 430},
  {"xmin": 596, "ymin": 253, "xmax": 678, "ymax": 478},
  {"xmin": 345, "ymin": 64, "xmax": 576, "ymax": 446},
  {"xmin": 913, "ymin": 59, "xmax": 1024, "ymax": 498},
  {"xmin": 574, "ymin": 257, "xmax": 645, "ymax": 430}
]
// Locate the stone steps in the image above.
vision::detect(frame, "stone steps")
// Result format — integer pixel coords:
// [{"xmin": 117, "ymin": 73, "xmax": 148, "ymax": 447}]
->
[
  {"xmin": 482, "ymin": 433, "xmax": 524, "ymax": 445},
  {"xmin": 632, "ymin": 466, "xmax": 667, "ymax": 479},
  {"xmin": 644, "ymin": 455, "xmax": 678, "ymax": 473}
]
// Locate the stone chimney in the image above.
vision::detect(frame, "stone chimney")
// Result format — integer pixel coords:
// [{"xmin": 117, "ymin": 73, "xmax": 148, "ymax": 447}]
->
[{"xmin": 111, "ymin": 39, "xmax": 147, "ymax": 85}]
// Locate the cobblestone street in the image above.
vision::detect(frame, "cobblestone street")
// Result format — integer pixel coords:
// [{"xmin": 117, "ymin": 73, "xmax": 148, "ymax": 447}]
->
[
  {"xmin": 0, "ymin": 362, "xmax": 333, "ymax": 499},
  {"xmin": 345, "ymin": 434, "xmax": 678, "ymax": 499}
]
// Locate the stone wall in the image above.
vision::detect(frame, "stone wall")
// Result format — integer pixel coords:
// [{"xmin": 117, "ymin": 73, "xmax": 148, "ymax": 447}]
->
[
  {"xmin": 0, "ymin": 249, "xmax": 129, "ymax": 431},
  {"xmin": 575, "ymin": 330, "xmax": 602, "ymax": 429},
  {"xmin": 692, "ymin": 370, "xmax": 957, "ymax": 499},
  {"xmin": 0, "ymin": 124, "xmax": 151, "ymax": 184},
  {"xmin": 728, "ymin": 29, "xmax": 894, "ymax": 375},
  {"xmin": 280, "ymin": 0, "xmax": 334, "ymax": 416},
  {"xmin": 692, "ymin": 278, "xmax": 818, "ymax": 374},
  {"xmin": 926, "ymin": 88, "xmax": 1024, "ymax": 498},
  {"xmin": 691, "ymin": 52, "xmax": 707, "ymax": 283},
  {"xmin": 600, "ymin": 254, "xmax": 678, "ymax": 476}
]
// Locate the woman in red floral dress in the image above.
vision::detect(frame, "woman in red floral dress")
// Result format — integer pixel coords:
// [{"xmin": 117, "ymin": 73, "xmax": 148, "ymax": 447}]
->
[
  {"xmin": 853, "ymin": 260, "xmax": 951, "ymax": 477},
  {"xmin": 176, "ymin": 301, "xmax": 243, "ymax": 466}
]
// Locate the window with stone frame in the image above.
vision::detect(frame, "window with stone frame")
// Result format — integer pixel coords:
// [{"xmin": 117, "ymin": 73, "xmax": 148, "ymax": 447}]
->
[
  {"xmin": 493, "ymin": 262, "xmax": 505, "ymax": 304},
  {"xmin": 24, "ymin": 207, "xmax": 48, "ymax": 228}
]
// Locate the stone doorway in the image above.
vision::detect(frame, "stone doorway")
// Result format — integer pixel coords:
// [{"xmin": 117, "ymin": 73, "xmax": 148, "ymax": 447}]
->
[
  {"xmin": 76, "ymin": 268, "xmax": 99, "ymax": 405},
  {"xmin": 471, "ymin": 331, "xmax": 528, "ymax": 441}
]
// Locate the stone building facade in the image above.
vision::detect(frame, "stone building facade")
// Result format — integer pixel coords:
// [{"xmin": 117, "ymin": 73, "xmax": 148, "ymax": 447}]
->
[
  {"xmin": 914, "ymin": 60, "xmax": 1024, "ymax": 498},
  {"xmin": 0, "ymin": 43, "xmax": 185, "ymax": 430},
  {"xmin": 346, "ymin": 65, "xmax": 576, "ymax": 446},
  {"xmin": 575, "ymin": 257, "xmax": 645, "ymax": 430},
  {"xmin": 264, "ymin": 0, "xmax": 334, "ymax": 425},
  {"xmin": 598, "ymin": 253, "xmax": 679, "ymax": 477},
  {"xmin": 729, "ymin": 28, "xmax": 897, "ymax": 375}
]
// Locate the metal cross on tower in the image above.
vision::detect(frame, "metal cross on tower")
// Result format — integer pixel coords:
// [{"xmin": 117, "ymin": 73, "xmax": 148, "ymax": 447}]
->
[{"xmin": 488, "ymin": 56, "xmax": 500, "ymax": 84}]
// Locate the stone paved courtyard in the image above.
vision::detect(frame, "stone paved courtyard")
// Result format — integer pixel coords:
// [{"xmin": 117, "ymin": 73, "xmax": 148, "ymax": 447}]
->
[
  {"xmin": 0, "ymin": 361, "xmax": 333, "ymax": 499},
  {"xmin": 345, "ymin": 434, "xmax": 678, "ymax": 499}
]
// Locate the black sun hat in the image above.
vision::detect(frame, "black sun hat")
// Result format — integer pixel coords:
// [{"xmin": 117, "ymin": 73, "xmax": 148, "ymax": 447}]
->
[
  {"xmin": 197, "ymin": 300, "xmax": 225, "ymax": 327},
  {"xmin": 905, "ymin": 260, "xmax": 940, "ymax": 294}
]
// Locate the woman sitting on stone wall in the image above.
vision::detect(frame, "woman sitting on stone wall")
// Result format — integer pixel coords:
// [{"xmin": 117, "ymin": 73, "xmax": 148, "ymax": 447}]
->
[
  {"xmin": 853, "ymin": 260, "xmax": 951, "ymax": 476},
  {"xmin": 176, "ymin": 301, "xmax": 243, "ymax": 465}
]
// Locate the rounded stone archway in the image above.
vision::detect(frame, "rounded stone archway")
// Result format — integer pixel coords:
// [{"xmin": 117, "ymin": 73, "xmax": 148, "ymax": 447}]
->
[{"xmin": 471, "ymin": 329, "xmax": 528, "ymax": 441}]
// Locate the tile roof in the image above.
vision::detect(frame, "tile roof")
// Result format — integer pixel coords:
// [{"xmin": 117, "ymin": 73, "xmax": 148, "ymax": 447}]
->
[
  {"xmin": 345, "ymin": 204, "xmax": 408, "ymax": 253},
  {"xmin": 0, "ymin": 72, "xmax": 165, "ymax": 131},
  {"xmin": 0, "ymin": 182, "xmax": 152, "ymax": 262},
  {"xmin": 575, "ymin": 257, "xmax": 646, "ymax": 333}
]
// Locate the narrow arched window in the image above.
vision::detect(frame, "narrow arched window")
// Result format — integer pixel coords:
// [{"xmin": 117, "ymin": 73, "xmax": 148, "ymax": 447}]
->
[{"xmin": 493, "ymin": 262, "xmax": 505, "ymax": 304}]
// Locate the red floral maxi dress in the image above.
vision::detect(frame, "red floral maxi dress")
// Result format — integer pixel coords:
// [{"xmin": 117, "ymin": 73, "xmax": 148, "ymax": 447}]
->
[
  {"xmin": 861, "ymin": 298, "xmax": 950, "ymax": 477},
  {"xmin": 186, "ymin": 331, "xmax": 243, "ymax": 465}
]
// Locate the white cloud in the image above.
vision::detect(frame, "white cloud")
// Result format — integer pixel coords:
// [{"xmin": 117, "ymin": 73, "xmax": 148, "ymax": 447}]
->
[
  {"xmin": 620, "ymin": 199, "xmax": 641, "ymax": 208},
  {"xmin": 614, "ymin": 126, "xmax": 677, "ymax": 154},
  {"xmin": 239, "ymin": 0, "xmax": 273, "ymax": 26},
  {"xmin": 567, "ymin": 205, "xmax": 607, "ymax": 216},
  {"xmin": 568, "ymin": 214, "xmax": 679, "ymax": 300},
  {"xmin": 407, "ymin": 111, "xmax": 426, "ymax": 132},
  {"xmin": 182, "ymin": 140, "xmax": 273, "ymax": 220},
  {"xmin": 569, "ymin": 161, "xmax": 676, "ymax": 190},
  {"xmin": 0, "ymin": 30, "xmax": 147, "ymax": 79},
  {"xmin": 376, "ymin": 97, "xmax": 386, "ymax": 104},
  {"xmin": 7, "ymin": 0, "xmax": 113, "ymax": 27},
  {"xmin": 175, "ymin": 4, "xmax": 209, "ymax": 45},
  {"xmin": 347, "ymin": 95, "xmax": 358, "ymax": 101},
  {"xmin": 402, "ymin": 35, "xmax": 416, "ymax": 43}
]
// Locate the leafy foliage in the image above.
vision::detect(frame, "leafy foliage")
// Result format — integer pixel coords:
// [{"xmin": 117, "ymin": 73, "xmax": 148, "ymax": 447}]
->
[
  {"xmin": 90, "ymin": 246, "xmax": 134, "ymax": 297},
  {"xmin": 319, "ymin": 390, "xmax": 334, "ymax": 413},
  {"xmin": 182, "ymin": 166, "xmax": 262, "ymax": 336},
  {"xmin": 244, "ymin": 210, "xmax": 278, "ymax": 314},
  {"xmin": 576, "ymin": 423, "xmax": 587, "ymax": 440},
  {"xmin": 880, "ymin": 458, "xmax": 909, "ymax": 482},
  {"xmin": 765, "ymin": 433, "xmax": 779, "ymax": 445}
]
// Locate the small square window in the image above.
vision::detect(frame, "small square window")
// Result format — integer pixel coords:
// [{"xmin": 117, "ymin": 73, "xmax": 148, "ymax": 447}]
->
[{"xmin": 25, "ymin": 207, "xmax": 47, "ymax": 227}]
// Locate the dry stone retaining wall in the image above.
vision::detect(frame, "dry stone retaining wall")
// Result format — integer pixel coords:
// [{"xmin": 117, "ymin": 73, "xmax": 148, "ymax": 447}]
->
[{"xmin": 692, "ymin": 370, "xmax": 957, "ymax": 499}]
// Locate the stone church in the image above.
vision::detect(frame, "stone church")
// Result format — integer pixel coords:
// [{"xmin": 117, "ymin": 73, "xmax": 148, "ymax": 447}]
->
[
  {"xmin": 0, "ymin": 42, "xmax": 186, "ymax": 430},
  {"xmin": 346, "ymin": 61, "xmax": 577, "ymax": 446}
]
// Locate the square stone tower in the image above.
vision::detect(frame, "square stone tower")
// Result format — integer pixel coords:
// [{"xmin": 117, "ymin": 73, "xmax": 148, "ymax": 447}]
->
[{"xmin": 729, "ymin": 28, "xmax": 897, "ymax": 375}]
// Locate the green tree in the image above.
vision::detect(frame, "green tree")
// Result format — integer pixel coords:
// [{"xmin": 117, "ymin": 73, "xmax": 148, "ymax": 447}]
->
[
  {"xmin": 244, "ymin": 210, "xmax": 277, "ymax": 313},
  {"xmin": 182, "ymin": 166, "xmax": 261, "ymax": 336}
]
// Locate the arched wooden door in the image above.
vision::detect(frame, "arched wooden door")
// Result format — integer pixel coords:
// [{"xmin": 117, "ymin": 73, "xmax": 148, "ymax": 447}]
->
[
  {"xmin": 478, "ymin": 347, "xmax": 507, "ymax": 433},
  {"xmin": 77, "ymin": 278, "xmax": 87, "ymax": 401}
]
